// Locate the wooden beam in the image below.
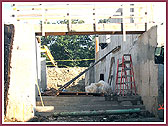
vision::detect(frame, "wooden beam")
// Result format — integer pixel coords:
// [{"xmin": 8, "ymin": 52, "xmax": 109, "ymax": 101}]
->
[
  {"xmin": 35, "ymin": 31, "xmax": 145, "ymax": 36},
  {"xmin": 14, "ymin": 5, "xmax": 145, "ymax": 11},
  {"xmin": 34, "ymin": 23, "xmax": 146, "ymax": 35}
]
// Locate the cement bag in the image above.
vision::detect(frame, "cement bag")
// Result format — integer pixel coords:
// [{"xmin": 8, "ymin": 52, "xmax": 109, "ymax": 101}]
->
[
  {"xmin": 85, "ymin": 83, "xmax": 98, "ymax": 93},
  {"xmin": 96, "ymin": 80, "xmax": 112, "ymax": 94},
  {"xmin": 85, "ymin": 81, "xmax": 112, "ymax": 93}
]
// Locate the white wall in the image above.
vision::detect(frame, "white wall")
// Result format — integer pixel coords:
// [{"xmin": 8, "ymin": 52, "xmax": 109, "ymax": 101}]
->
[{"xmin": 6, "ymin": 23, "xmax": 36, "ymax": 121}]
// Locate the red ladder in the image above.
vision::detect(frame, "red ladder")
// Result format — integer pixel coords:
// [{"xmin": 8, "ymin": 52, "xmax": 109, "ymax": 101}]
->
[{"xmin": 115, "ymin": 54, "xmax": 136, "ymax": 96}]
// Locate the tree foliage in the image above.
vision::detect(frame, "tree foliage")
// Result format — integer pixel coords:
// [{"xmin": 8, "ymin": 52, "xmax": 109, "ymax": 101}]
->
[
  {"xmin": 41, "ymin": 35, "xmax": 95, "ymax": 67},
  {"xmin": 41, "ymin": 19, "xmax": 95, "ymax": 67}
]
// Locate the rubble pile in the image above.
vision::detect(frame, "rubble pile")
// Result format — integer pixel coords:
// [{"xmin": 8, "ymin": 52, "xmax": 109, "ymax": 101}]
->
[
  {"xmin": 41, "ymin": 88, "xmax": 57, "ymax": 96},
  {"xmin": 47, "ymin": 67, "xmax": 87, "ymax": 90}
]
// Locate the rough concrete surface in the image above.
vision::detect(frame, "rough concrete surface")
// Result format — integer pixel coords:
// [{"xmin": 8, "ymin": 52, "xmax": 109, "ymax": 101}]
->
[
  {"xmin": 47, "ymin": 67, "xmax": 87, "ymax": 90},
  {"xmin": 5, "ymin": 23, "xmax": 36, "ymax": 122},
  {"xmin": 4, "ymin": 24, "xmax": 15, "ymax": 116},
  {"xmin": 29, "ymin": 96, "xmax": 162, "ymax": 122},
  {"xmin": 95, "ymin": 25, "xmax": 164, "ymax": 118}
]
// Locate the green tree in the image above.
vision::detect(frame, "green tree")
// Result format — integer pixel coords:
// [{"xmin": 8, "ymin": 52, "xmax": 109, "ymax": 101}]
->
[
  {"xmin": 41, "ymin": 35, "xmax": 95, "ymax": 67},
  {"xmin": 41, "ymin": 19, "xmax": 95, "ymax": 67}
]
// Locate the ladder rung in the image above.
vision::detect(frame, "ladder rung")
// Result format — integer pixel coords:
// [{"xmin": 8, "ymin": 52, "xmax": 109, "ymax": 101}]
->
[
  {"xmin": 116, "ymin": 88, "xmax": 132, "ymax": 90},
  {"xmin": 125, "ymin": 67, "xmax": 132, "ymax": 70},
  {"xmin": 118, "ymin": 64, "xmax": 123, "ymax": 67},
  {"xmin": 118, "ymin": 75, "xmax": 133, "ymax": 78},
  {"xmin": 116, "ymin": 82, "xmax": 135, "ymax": 84},
  {"xmin": 123, "ymin": 54, "xmax": 131, "ymax": 56},
  {"xmin": 118, "ymin": 68, "xmax": 132, "ymax": 72},
  {"xmin": 118, "ymin": 61, "xmax": 131, "ymax": 67},
  {"xmin": 124, "ymin": 60, "xmax": 131, "ymax": 64}
]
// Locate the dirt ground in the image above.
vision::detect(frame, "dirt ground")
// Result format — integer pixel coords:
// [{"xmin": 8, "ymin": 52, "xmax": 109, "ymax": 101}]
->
[{"xmin": 47, "ymin": 67, "xmax": 87, "ymax": 90}]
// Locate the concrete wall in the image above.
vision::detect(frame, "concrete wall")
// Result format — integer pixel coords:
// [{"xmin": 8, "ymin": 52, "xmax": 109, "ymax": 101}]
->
[
  {"xmin": 94, "ymin": 25, "xmax": 164, "ymax": 118},
  {"xmin": 5, "ymin": 23, "xmax": 36, "ymax": 121},
  {"xmin": 85, "ymin": 63, "xmax": 95, "ymax": 86},
  {"xmin": 35, "ymin": 57, "xmax": 47, "ymax": 98},
  {"xmin": 95, "ymin": 34, "xmax": 139, "ymax": 88},
  {"xmin": 35, "ymin": 41, "xmax": 41, "ymax": 98},
  {"xmin": 41, "ymin": 58, "xmax": 47, "ymax": 91}
]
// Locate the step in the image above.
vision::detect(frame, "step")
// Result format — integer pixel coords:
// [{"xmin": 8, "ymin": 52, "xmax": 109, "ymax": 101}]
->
[{"xmin": 124, "ymin": 60, "xmax": 131, "ymax": 64}]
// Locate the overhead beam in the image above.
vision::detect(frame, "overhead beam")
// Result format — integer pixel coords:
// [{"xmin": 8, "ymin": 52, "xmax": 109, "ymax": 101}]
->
[
  {"xmin": 34, "ymin": 23, "xmax": 146, "ymax": 36},
  {"xmin": 35, "ymin": 31, "xmax": 145, "ymax": 36}
]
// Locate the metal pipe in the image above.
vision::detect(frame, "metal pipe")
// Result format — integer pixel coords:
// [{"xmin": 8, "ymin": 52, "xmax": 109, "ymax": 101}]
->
[{"xmin": 53, "ymin": 108, "xmax": 141, "ymax": 117}]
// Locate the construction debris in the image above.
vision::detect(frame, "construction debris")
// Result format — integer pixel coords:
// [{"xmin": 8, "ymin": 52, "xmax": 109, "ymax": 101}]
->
[
  {"xmin": 41, "ymin": 88, "xmax": 57, "ymax": 96},
  {"xmin": 58, "ymin": 46, "xmax": 121, "ymax": 91},
  {"xmin": 85, "ymin": 80, "xmax": 112, "ymax": 94},
  {"xmin": 56, "ymin": 92, "xmax": 104, "ymax": 96},
  {"xmin": 28, "ymin": 110, "xmax": 162, "ymax": 122},
  {"xmin": 47, "ymin": 67, "xmax": 87, "ymax": 90}
]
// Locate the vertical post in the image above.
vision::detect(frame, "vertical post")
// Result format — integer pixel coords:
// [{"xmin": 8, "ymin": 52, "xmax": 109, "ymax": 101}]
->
[
  {"xmin": 67, "ymin": 4, "xmax": 71, "ymax": 32},
  {"xmin": 120, "ymin": 56, "xmax": 124, "ymax": 95},
  {"xmin": 12, "ymin": 4, "xmax": 17, "ymax": 23},
  {"xmin": 122, "ymin": 4, "xmax": 126, "ymax": 42},
  {"xmin": 95, "ymin": 35, "xmax": 99, "ymax": 83},
  {"xmin": 95, "ymin": 35, "xmax": 99, "ymax": 61},
  {"xmin": 145, "ymin": 4, "xmax": 148, "ymax": 31},
  {"xmin": 129, "ymin": 56, "xmax": 133, "ymax": 94},
  {"xmin": 115, "ymin": 59, "xmax": 119, "ymax": 93},
  {"xmin": 150, "ymin": 3, "xmax": 154, "ymax": 23},
  {"xmin": 41, "ymin": 4, "xmax": 45, "ymax": 36},
  {"xmin": 130, "ymin": 56, "xmax": 136, "ymax": 95},
  {"xmin": 93, "ymin": 4, "xmax": 97, "ymax": 32}
]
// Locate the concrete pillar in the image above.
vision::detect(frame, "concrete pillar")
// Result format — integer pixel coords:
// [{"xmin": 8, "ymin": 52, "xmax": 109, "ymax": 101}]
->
[
  {"xmin": 6, "ymin": 23, "xmax": 36, "ymax": 121},
  {"xmin": 35, "ymin": 40, "xmax": 41, "ymax": 98},
  {"xmin": 95, "ymin": 36, "xmax": 99, "ymax": 61},
  {"xmin": 95, "ymin": 36, "xmax": 99, "ymax": 82},
  {"xmin": 41, "ymin": 58, "xmax": 47, "ymax": 91}
]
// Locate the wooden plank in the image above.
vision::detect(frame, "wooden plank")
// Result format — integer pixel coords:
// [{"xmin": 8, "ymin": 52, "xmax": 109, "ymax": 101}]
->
[
  {"xmin": 125, "ymin": 23, "xmax": 146, "ymax": 31},
  {"xmin": 16, "ymin": 15, "xmax": 146, "ymax": 20},
  {"xmin": 57, "ymin": 92, "xmax": 104, "ymax": 96},
  {"xmin": 14, "ymin": 5, "xmax": 146, "ymax": 11},
  {"xmin": 35, "ymin": 31, "xmax": 145, "ymax": 36},
  {"xmin": 38, "ymin": 23, "xmax": 145, "ymax": 33},
  {"xmin": 108, "ymin": 57, "xmax": 115, "ymax": 84},
  {"xmin": 96, "ymin": 24, "xmax": 121, "ymax": 31},
  {"xmin": 44, "ymin": 24, "xmax": 68, "ymax": 32},
  {"xmin": 71, "ymin": 24, "xmax": 94, "ymax": 32}
]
